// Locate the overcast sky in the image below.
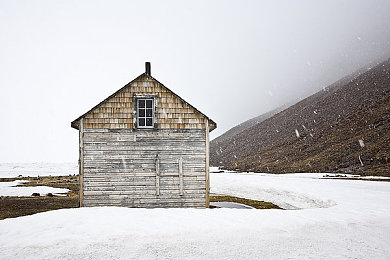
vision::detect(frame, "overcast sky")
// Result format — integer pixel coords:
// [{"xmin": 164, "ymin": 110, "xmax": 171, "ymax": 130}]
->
[{"xmin": 1, "ymin": 0, "xmax": 389, "ymax": 163}]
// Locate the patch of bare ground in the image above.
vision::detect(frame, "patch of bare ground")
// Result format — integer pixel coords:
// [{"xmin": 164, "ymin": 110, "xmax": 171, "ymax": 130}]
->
[
  {"xmin": 0, "ymin": 176, "xmax": 281, "ymax": 219},
  {"xmin": 0, "ymin": 176, "xmax": 79, "ymax": 220},
  {"xmin": 210, "ymin": 195, "xmax": 281, "ymax": 209}
]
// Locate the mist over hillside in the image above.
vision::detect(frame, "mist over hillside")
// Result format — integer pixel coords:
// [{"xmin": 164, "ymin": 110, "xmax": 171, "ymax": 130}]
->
[
  {"xmin": 211, "ymin": 105, "xmax": 288, "ymax": 145},
  {"xmin": 210, "ymin": 58, "xmax": 390, "ymax": 176}
]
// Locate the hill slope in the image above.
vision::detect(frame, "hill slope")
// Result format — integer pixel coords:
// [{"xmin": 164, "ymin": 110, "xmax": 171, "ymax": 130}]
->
[
  {"xmin": 210, "ymin": 59, "xmax": 390, "ymax": 176},
  {"xmin": 212, "ymin": 104, "xmax": 288, "ymax": 145}
]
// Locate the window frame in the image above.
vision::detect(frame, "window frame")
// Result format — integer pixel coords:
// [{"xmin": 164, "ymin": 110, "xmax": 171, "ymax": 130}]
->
[{"xmin": 133, "ymin": 95, "xmax": 158, "ymax": 129}]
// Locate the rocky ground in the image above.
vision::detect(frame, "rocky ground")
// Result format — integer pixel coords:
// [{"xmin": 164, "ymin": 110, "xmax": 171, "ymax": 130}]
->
[{"xmin": 211, "ymin": 58, "xmax": 390, "ymax": 176}]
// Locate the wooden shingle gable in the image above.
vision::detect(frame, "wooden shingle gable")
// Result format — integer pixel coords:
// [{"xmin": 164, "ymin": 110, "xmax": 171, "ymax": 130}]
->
[{"xmin": 71, "ymin": 73, "xmax": 216, "ymax": 131}]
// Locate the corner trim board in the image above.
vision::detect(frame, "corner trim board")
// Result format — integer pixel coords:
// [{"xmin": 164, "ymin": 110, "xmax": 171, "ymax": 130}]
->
[
  {"xmin": 79, "ymin": 118, "xmax": 84, "ymax": 207},
  {"xmin": 205, "ymin": 119, "xmax": 210, "ymax": 208}
]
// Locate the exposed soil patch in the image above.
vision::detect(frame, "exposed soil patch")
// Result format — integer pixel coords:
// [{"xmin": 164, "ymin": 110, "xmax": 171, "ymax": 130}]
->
[
  {"xmin": 0, "ymin": 176, "xmax": 281, "ymax": 219},
  {"xmin": 210, "ymin": 195, "xmax": 281, "ymax": 209},
  {"xmin": 0, "ymin": 196, "xmax": 79, "ymax": 220},
  {"xmin": 0, "ymin": 176, "xmax": 79, "ymax": 220}
]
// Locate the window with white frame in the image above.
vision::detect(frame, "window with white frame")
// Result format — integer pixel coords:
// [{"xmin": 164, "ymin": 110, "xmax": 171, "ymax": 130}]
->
[{"xmin": 137, "ymin": 98, "xmax": 154, "ymax": 128}]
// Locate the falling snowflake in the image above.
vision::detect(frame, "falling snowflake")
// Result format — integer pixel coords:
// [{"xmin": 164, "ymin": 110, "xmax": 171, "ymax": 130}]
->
[
  {"xmin": 266, "ymin": 90, "xmax": 273, "ymax": 97},
  {"xmin": 121, "ymin": 157, "xmax": 127, "ymax": 169},
  {"xmin": 295, "ymin": 129, "xmax": 300, "ymax": 138},
  {"xmin": 359, "ymin": 155, "xmax": 364, "ymax": 166},
  {"xmin": 162, "ymin": 108, "xmax": 168, "ymax": 119}
]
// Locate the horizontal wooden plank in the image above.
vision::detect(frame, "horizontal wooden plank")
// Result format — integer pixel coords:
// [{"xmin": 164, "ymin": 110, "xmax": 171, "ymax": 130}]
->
[
  {"xmin": 83, "ymin": 154, "xmax": 205, "ymax": 160},
  {"xmin": 83, "ymin": 175, "xmax": 204, "ymax": 182},
  {"xmin": 83, "ymin": 159, "xmax": 205, "ymax": 166},
  {"xmin": 83, "ymin": 129, "xmax": 205, "ymax": 136},
  {"xmin": 83, "ymin": 184, "xmax": 206, "ymax": 191},
  {"xmin": 83, "ymin": 198, "xmax": 206, "ymax": 204},
  {"xmin": 83, "ymin": 191, "xmax": 206, "ymax": 197},
  {"xmin": 84, "ymin": 181, "xmax": 205, "ymax": 191},
  {"xmin": 83, "ymin": 201, "xmax": 205, "ymax": 208},
  {"xmin": 83, "ymin": 181, "xmax": 205, "ymax": 188},
  {"xmin": 83, "ymin": 186, "xmax": 206, "ymax": 192},
  {"xmin": 83, "ymin": 144, "xmax": 205, "ymax": 151},
  {"xmin": 84, "ymin": 153, "xmax": 205, "ymax": 160},
  {"xmin": 83, "ymin": 171, "xmax": 205, "ymax": 177},
  {"xmin": 83, "ymin": 167, "xmax": 205, "ymax": 174},
  {"xmin": 83, "ymin": 162, "xmax": 205, "ymax": 169},
  {"xmin": 84, "ymin": 133, "xmax": 203, "ymax": 138},
  {"xmin": 83, "ymin": 129, "xmax": 205, "ymax": 135},
  {"xmin": 83, "ymin": 196, "xmax": 205, "ymax": 203},
  {"xmin": 84, "ymin": 186, "xmax": 205, "ymax": 193},
  {"xmin": 83, "ymin": 138, "xmax": 206, "ymax": 144},
  {"xmin": 84, "ymin": 138, "xmax": 206, "ymax": 144}
]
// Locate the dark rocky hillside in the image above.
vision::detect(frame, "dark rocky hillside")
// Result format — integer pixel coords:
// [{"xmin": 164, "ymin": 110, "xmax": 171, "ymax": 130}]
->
[
  {"xmin": 212, "ymin": 105, "xmax": 288, "ymax": 145},
  {"xmin": 210, "ymin": 58, "xmax": 390, "ymax": 176}
]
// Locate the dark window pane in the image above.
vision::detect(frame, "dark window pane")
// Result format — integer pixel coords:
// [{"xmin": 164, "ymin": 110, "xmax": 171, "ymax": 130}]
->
[
  {"xmin": 146, "ymin": 99, "xmax": 152, "ymax": 108},
  {"xmin": 139, "ymin": 109, "xmax": 145, "ymax": 117},
  {"xmin": 146, "ymin": 118, "xmax": 153, "ymax": 126},
  {"xmin": 139, "ymin": 100, "xmax": 145, "ymax": 108},
  {"xmin": 139, "ymin": 118, "xmax": 145, "ymax": 126},
  {"xmin": 146, "ymin": 108, "xmax": 152, "ymax": 117}
]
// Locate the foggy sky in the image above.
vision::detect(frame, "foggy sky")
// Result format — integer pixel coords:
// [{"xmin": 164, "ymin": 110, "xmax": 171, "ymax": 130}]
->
[{"xmin": 1, "ymin": 0, "xmax": 389, "ymax": 163}]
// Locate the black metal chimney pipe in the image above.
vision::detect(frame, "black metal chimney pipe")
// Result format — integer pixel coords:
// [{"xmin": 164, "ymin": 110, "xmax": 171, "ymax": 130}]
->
[{"xmin": 145, "ymin": 62, "xmax": 151, "ymax": 76}]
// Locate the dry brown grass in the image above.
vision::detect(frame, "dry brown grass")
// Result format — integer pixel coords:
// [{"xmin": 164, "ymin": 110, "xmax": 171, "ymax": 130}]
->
[{"xmin": 0, "ymin": 176, "xmax": 79, "ymax": 220}]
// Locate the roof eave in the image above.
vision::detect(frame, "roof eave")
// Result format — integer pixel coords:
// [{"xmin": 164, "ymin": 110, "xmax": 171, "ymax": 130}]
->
[
  {"xmin": 71, "ymin": 73, "xmax": 217, "ymax": 132},
  {"xmin": 208, "ymin": 119, "xmax": 217, "ymax": 132},
  {"xmin": 71, "ymin": 120, "xmax": 79, "ymax": 130}
]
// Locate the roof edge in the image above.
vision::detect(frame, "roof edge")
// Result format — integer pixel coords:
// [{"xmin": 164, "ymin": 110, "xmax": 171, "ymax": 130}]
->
[
  {"xmin": 71, "ymin": 73, "xmax": 146, "ymax": 130},
  {"xmin": 71, "ymin": 73, "xmax": 217, "ymax": 131}
]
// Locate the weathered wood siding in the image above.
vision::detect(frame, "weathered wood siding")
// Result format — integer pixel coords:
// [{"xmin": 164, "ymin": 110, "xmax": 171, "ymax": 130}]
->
[
  {"xmin": 72, "ymin": 71, "xmax": 216, "ymax": 208},
  {"xmin": 82, "ymin": 129, "xmax": 207, "ymax": 208},
  {"xmin": 80, "ymin": 74, "xmax": 216, "ymax": 130}
]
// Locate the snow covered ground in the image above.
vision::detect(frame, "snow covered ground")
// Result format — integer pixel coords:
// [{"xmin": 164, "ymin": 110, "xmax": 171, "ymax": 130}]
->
[
  {"xmin": 0, "ymin": 162, "xmax": 78, "ymax": 178},
  {"xmin": 0, "ymin": 180, "xmax": 69, "ymax": 197},
  {"xmin": 1, "ymin": 170, "xmax": 390, "ymax": 259}
]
